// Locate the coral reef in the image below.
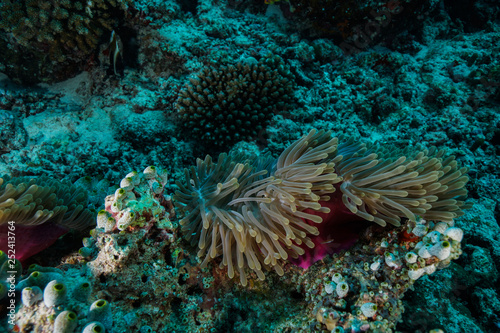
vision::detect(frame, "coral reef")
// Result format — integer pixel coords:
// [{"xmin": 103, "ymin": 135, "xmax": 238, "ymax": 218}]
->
[
  {"xmin": 0, "ymin": 0, "xmax": 498, "ymax": 331},
  {"xmin": 1, "ymin": 175, "xmax": 466, "ymax": 332},
  {"xmin": 398, "ymin": 198, "xmax": 500, "ymax": 332},
  {"xmin": 296, "ymin": 216, "xmax": 464, "ymax": 332},
  {"xmin": 267, "ymin": 0, "xmax": 438, "ymax": 51},
  {"xmin": 0, "ymin": 0, "xmax": 131, "ymax": 84},
  {"xmin": 8, "ymin": 264, "xmax": 110, "ymax": 332},
  {"xmin": 0, "ymin": 110, "xmax": 27, "ymax": 155},
  {"xmin": 112, "ymin": 111, "xmax": 175, "ymax": 149},
  {"xmin": 0, "ymin": 87, "xmax": 63, "ymax": 118}
]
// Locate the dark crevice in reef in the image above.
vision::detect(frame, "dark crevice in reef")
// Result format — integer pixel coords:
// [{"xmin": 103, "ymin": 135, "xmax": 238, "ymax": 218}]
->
[
  {"xmin": 494, "ymin": 203, "xmax": 500, "ymax": 228},
  {"xmin": 163, "ymin": 248, "xmax": 173, "ymax": 267},
  {"xmin": 115, "ymin": 26, "xmax": 139, "ymax": 70},
  {"xmin": 186, "ymin": 285, "xmax": 203, "ymax": 296},
  {"xmin": 131, "ymin": 299, "xmax": 141, "ymax": 308},
  {"xmin": 179, "ymin": 0, "xmax": 198, "ymax": 15}
]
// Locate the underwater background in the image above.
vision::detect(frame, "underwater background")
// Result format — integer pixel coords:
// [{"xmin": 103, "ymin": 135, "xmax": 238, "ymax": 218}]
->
[{"xmin": 0, "ymin": 0, "xmax": 499, "ymax": 332}]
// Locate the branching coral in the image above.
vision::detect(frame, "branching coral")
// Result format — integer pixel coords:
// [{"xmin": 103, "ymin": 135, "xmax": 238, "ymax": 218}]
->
[
  {"xmin": 175, "ymin": 55, "xmax": 296, "ymax": 150},
  {"xmin": 174, "ymin": 129, "xmax": 470, "ymax": 285}
]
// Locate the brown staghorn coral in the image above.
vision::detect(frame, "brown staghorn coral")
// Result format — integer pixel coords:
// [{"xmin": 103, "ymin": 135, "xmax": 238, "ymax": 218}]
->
[{"xmin": 174, "ymin": 129, "xmax": 469, "ymax": 285}]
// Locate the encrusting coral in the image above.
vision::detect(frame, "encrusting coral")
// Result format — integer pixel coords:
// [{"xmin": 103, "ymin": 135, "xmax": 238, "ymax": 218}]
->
[
  {"xmin": 301, "ymin": 215, "xmax": 465, "ymax": 332},
  {"xmin": 6, "ymin": 263, "xmax": 110, "ymax": 332},
  {"xmin": 174, "ymin": 129, "xmax": 469, "ymax": 285}
]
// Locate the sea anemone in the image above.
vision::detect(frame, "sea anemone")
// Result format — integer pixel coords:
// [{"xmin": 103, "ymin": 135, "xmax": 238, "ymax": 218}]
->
[
  {"xmin": 174, "ymin": 129, "xmax": 469, "ymax": 285},
  {"xmin": 175, "ymin": 130, "xmax": 340, "ymax": 285},
  {"xmin": 335, "ymin": 139, "xmax": 469, "ymax": 226},
  {"xmin": 0, "ymin": 176, "xmax": 95, "ymax": 261}
]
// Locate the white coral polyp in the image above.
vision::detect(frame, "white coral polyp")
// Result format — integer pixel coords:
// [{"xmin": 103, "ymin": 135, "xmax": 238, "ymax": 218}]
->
[
  {"xmin": 444, "ymin": 227, "xmax": 464, "ymax": 242},
  {"xmin": 360, "ymin": 302, "xmax": 377, "ymax": 317},
  {"xmin": 336, "ymin": 282, "xmax": 349, "ymax": 298},
  {"xmin": 429, "ymin": 241, "xmax": 451, "ymax": 260},
  {"xmin": 408, "ymin": 268, "xmax": 425, "ymax": 280}
]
